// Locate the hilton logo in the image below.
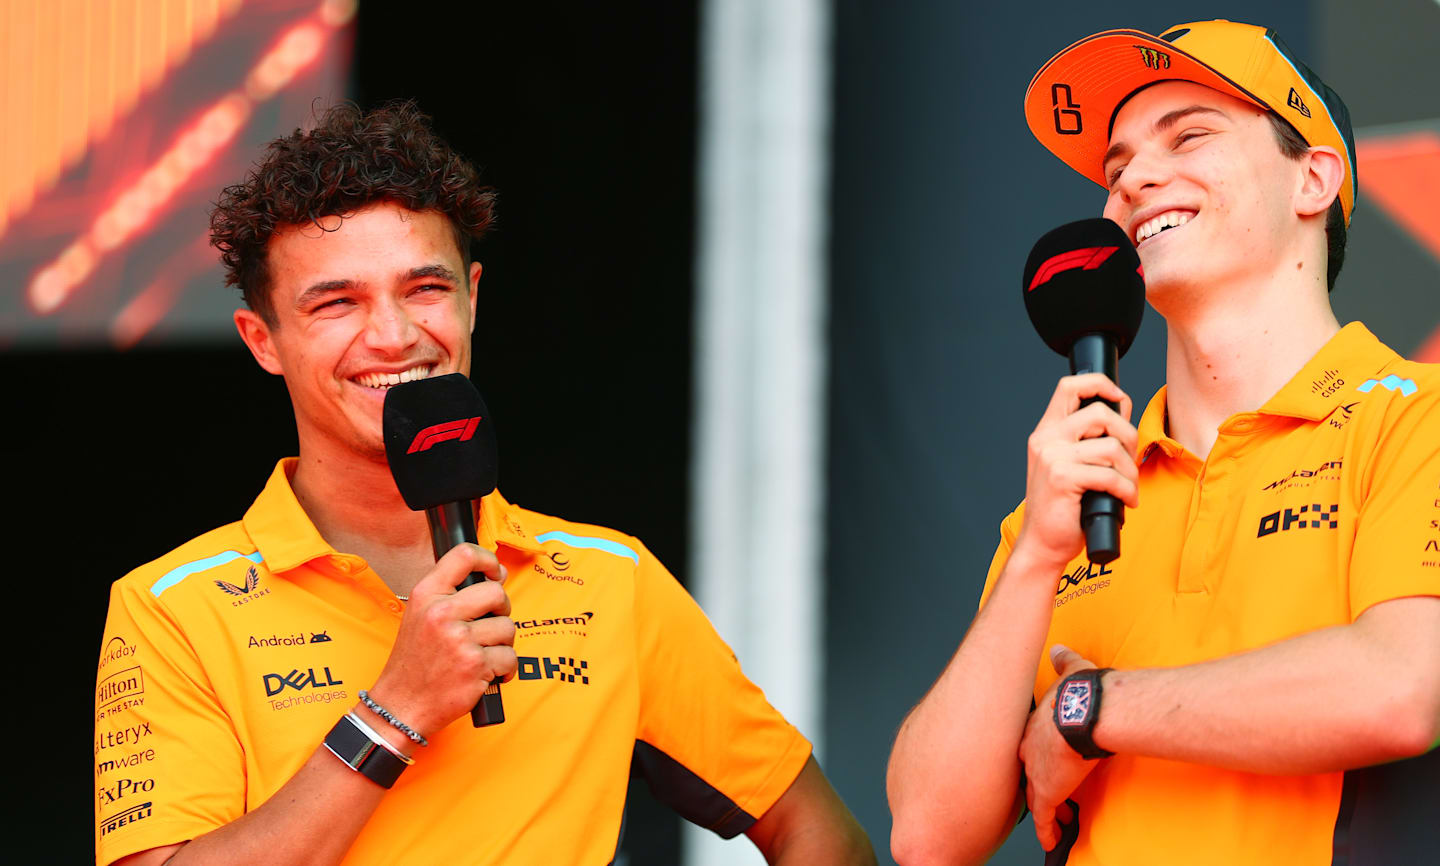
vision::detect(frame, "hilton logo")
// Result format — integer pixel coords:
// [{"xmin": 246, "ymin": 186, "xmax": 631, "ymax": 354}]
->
[{"xmin": 97, "ymin": 667, "xmax": 145, "ymax": 709}]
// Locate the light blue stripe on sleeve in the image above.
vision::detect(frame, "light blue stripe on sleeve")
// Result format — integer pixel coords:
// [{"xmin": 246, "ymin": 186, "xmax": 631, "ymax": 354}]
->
[
  {"xmin": 150, "ymin": 551, "xmax": 265, "ymax": 597},
  {"xmin": 533, "ymin": 531, "xmax": 639, "ymax": 564}
]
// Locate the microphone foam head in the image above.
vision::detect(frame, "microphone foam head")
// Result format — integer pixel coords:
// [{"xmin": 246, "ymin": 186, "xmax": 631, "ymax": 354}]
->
[
  {"xmin": 383, "ymin": 373, "xmax": 498, "ymax": 511},
  {"xmin": 1022, "ymin": 218, "xmax": 1145, "ymax": 358}
]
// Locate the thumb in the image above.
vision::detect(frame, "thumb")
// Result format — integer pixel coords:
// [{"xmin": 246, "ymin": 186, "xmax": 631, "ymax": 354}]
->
[{"xmin": 1049, "ymin": 643, "xmax": 1094, "ymax": 675}]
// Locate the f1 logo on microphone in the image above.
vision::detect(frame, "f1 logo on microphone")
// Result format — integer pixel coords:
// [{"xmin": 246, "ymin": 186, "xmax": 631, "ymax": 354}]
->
[
  {"xmin": 406, "ymin": 417, "xmax": 483, "ymax": 453},
  {"xmin": 1028, "ymin": 246, "xmax": 1119, "ymax": 291}
]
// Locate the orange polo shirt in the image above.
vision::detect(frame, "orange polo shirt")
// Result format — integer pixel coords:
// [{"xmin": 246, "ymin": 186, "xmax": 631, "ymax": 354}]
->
[
  {"xmin": 981, "ymin": 323, "xmax": 1440, "ymax": 864},
  {"xmin": 94, "ymin": 459, "xmax": 810, "ymax": 865}
]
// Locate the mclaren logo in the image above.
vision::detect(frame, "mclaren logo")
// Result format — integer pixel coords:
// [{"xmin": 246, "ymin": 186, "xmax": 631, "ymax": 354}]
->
[
  {"xmin": 1135, "ymin": 46, "xmax": 1170, "ymax": 70},
  {"xmin": 515, "ymin": 611, "xmax": 594, "ymax": 632}
]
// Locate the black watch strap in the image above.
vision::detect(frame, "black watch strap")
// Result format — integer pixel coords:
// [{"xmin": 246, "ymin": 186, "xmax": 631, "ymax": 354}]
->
[
  {"xmin": 1053, "ymin": 668, "xmax": 1115, "ymax": 760},
  {"xmin": 323, "ymin": 714, "xmax": 410, "ymax": 788}
]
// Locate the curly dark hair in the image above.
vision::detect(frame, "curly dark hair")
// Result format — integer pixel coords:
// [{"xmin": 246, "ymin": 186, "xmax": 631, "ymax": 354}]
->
[{"xmin": 210, "ymin": 101, "xmax": 497, "ymax": 325}]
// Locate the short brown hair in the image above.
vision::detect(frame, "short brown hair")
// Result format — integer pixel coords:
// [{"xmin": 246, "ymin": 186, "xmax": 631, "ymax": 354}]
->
[
  {"xmin": 1265, "ymin": 112, "xmax": 1346, "ymax": 292},
  {"xmin": 210, "ymin": 101, "xmax": 497, "ymax": 324}
]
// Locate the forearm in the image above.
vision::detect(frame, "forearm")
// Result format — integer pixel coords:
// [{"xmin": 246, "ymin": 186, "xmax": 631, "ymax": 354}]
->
[
  {"xmin": 887, "ymin": 546, "xmax": 1059, "ymax": 864},
  {"xmin": 137, "ymin": 704, "xmax": 413, "ymax": 866},
  {"xmin": 748, "ymin": 756, "xmax": 876, "ymax": 866},
  {"xmin": 168, "ymin": 748, "xmax": 386, "ymax": 865},
  {"xmin": 765, "ymin": 826, "xmax": 875, "ymax": 866},
  {"xmin": 1095, "ymin": 597, "xmax": 1440, "ymax": 774}
]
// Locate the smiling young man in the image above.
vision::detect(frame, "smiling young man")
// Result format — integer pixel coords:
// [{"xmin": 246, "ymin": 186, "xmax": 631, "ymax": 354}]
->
[
  {"xmin": 887, "ymin": 20, "xmax": 1440, "ymax": 866},
  {"xmin": 93, "ymin": 102, "xmax": 874, "ymax": 866}
]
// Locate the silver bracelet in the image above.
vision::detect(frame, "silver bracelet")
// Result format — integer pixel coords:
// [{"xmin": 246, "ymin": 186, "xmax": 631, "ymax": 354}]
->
[
  {"xmin": 358, "ymin": 689, "xmax": 429, "ymax": 747},
  {"xmin": 345, "ymin": 712, "xmax": 415, "ymax": 765}
]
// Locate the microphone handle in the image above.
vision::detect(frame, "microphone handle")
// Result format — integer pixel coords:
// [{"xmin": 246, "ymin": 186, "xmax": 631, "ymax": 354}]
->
[
  {"xmin": 424, "ymin": 500, "xmax": 505, "ymax": 727},
  {"xmin": 1069, "ymin": 333, "xmax": 1123, "ymax": 564}
]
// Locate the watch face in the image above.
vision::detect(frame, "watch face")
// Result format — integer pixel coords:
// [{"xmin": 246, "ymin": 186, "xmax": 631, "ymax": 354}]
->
[{"xmin": 1058, "ymin": 679, "xmax": 1094, "ymax": 728}]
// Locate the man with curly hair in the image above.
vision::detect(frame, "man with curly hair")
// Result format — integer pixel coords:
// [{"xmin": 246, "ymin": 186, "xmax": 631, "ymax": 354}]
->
[{"xmin": 94, "ymin": 102, "xmax": 874, "ymax": 866}]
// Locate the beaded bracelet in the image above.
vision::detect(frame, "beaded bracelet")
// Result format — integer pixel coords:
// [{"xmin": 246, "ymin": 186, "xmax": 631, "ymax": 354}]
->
[{"xmin": 358, "ymin": 689, "xmax": 429, "ymax": 747}]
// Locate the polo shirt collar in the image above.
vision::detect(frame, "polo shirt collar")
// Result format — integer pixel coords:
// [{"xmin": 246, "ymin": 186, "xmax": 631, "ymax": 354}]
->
[
  {"xmin": 1257, "ymin": 322, "xmax": 1397, "ymax": 421},
  {"xmin": 243, "ymin": 458, "xmax": 543, "ymax": 575},
  {"xmin": 1137, "ymin": 386, "xmax": 1182, "ymax": 463},
  {"xmin": 1136, "ymin": 322, "xmax": 1395, "ymax": 463}
]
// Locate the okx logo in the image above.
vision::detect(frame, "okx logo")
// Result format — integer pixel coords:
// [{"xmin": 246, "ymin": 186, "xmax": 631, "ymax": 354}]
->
[
  {"xmin": 517, "ymin": 656, "xmax": 590, "ymax": 685},
  {"xmin": 1257, "ymin": 504, "xmax": 1339, "ymax": 537},
  {"xmin": 263, "ymin": 667, "xmax": 344, "ymax": 696}
]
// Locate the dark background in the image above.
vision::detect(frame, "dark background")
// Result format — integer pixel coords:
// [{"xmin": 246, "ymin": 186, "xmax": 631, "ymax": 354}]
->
[{"xmin": 12, "ymin": 1, "xmax": 1440, "ymax": 864}]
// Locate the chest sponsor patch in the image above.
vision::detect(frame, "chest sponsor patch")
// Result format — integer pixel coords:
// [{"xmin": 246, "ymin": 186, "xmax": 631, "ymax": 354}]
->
[
  {"xmin": 1054, "ymin": 561, "xmax": 1113, "ymax": 608},
  {"xmin": 1257, "ymin": 503, "xmax": 1339, "ymax": 536}
]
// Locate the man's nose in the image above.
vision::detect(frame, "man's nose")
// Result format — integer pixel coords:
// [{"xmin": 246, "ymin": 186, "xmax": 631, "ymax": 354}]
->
[
  {"xmin": 1112, "ymin": 146, "xmax": 1170, "ymax": 201},
  {"xmin": 364, "ymin": 297, "xmax": 419, "ymax": 352}
]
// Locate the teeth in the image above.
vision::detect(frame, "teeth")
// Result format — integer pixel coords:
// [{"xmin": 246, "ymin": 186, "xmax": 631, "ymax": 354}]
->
[
  {"xmin": 1135, "ymin": 210, "xmax": 1193, "ymax": 243},
  {"xmin": 355, "ymin": 366, "xmax": 434, "ymax": 389}
]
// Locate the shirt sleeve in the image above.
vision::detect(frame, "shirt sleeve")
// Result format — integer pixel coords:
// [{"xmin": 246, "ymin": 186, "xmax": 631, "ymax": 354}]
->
[
  {"xmin": 629, "ymin": 543, "xmax": 812, "ymax": 839},
  {"xmin": 977, "ymin": 503, "xmax": 1026, "ymax": 612},
  {"xmin": 1348, "ymin": 381, "xmax": 1440, "ymax": 617},
  {"xmin": 94, "ymin": 576, "xmax": 246, "ymax": 865}
]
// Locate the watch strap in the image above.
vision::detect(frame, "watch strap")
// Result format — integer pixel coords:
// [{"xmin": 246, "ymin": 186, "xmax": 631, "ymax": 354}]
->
[
  {"xmin": 1052, "ymin": 668, "xmax": 1115, "ymax": 760},
  {"xmin": 323, "ymin": 713, "xmax": 411, "ymax": 788}
]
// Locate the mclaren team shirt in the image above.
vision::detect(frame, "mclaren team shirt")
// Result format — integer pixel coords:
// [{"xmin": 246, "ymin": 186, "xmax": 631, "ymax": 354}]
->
[
  {"xmin": 94, "ymin": 459, "xmax": 810, "ymax": 865},
  {"xmin": 980, "ymin": 323, "xmax": 1440, "ymax": 865}
]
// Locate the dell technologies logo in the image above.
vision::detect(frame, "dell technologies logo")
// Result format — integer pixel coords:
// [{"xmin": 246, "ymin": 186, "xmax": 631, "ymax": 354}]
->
[{"xmin": 263, "ymin": 667, "xmax": 344, "ymax": 697}]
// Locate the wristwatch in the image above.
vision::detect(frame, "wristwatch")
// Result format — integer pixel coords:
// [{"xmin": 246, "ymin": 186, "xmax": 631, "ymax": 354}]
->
[
  {"xmin": 1052, "ymin": 668, "xmax": 1115, "ymax": 760},
  {"xmin": 323, "ymin": 713, "xmax": 414, "ymax": 788}
]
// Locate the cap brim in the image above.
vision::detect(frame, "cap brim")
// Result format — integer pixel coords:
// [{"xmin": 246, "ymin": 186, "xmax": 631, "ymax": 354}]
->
[{"xmin": 1025, "ymin": 30, "xmax": 1272, "ymax": 189}]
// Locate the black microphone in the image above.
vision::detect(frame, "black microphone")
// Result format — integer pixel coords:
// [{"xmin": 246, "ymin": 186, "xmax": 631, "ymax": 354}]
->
[
  {"xmin": 1022, "ymin": 218, "xmax": 1145, "ymax": 564},
  {"xmin": 382, "ymin": 373, "xmax": 505, "ymax": 727}
]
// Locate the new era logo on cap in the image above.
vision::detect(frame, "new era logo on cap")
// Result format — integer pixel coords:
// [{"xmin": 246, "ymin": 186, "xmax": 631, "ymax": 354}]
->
[{"xmin": 1287, "ymin": 87, "xmax": 1312, "ymax": 118}]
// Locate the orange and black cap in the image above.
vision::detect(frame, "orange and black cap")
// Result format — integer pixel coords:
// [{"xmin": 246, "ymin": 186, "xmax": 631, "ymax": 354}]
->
[{"xmin": 1024, "ymin": 20, "xmax": 1356, "ymax": 224}]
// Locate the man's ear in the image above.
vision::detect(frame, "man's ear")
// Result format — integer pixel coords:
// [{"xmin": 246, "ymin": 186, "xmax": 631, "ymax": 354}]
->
[
  {"xmin": 1295, "ymin": 146, "xmax": 1345, "ymax": 218},
  {"xmin": 234, "ymin": 308, "xmax": 284, "ymax": 375},
  {"xmin": 467, "ymin": 261, "xmax": 482, "ymax": 332}
]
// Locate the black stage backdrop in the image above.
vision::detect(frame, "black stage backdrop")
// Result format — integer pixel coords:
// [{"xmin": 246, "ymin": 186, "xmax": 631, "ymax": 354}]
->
[{"xmin": 20, "ymin": 5, "xmax": 695, "ymax": 863}]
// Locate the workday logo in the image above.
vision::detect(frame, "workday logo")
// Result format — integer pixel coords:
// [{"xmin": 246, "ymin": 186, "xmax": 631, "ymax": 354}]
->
[{"xmin": 1357, "ymin": 375, "xmax": 1417, "ymax": 397}]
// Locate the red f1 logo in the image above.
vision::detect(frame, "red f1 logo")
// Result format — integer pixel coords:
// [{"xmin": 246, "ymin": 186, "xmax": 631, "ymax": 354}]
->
[
  {"xmin": 1028, "ymin": 246, "xmax": 1119, "ymax": 291},
  {"xmin": 406, "ymin": 417, "xmax": 483, "ymax": 453}
]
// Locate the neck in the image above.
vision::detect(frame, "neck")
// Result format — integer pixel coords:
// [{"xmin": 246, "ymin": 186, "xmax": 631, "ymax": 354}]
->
[
  {"xmin": 289, "ymin": 433, "xmax": 434, "ymax": 593},
  {"xmin": 1161, "ymin": 274, "xmax": 1338, "ymax": 459}
]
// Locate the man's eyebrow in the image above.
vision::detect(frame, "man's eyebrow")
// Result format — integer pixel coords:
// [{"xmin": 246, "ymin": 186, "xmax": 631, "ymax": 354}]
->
[
  {"xmin": 404, "ymin": 264, "xmax": 461, "ymax": 283},
  {"xmin": 1103, "ymin": 105, "xmax": 1231, "ymax": 171},
  {"xmin": 292, "ymin": 265, "xmax": 461, "ymax": 308},
  {"xmin": 294, "ymin": 279, "xmax": 355, "ymax": 308}
]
